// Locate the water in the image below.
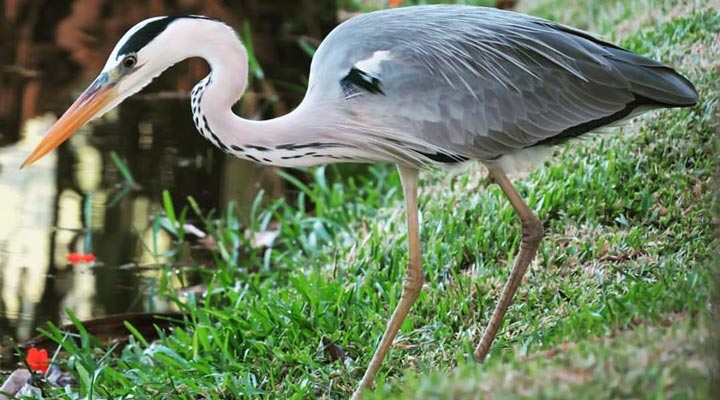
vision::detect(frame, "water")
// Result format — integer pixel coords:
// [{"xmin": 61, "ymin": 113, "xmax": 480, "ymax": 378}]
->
[
  {"xmin": 0, "ymin": 2, "xmax": 347, "ymax": 371},
  {"xmin": 0, "ymin": 85, "xmax": 293, "ymax": 362},
  {"xmin": 0, "ymin": 95, "xmax": 257, "ymax": 345}
]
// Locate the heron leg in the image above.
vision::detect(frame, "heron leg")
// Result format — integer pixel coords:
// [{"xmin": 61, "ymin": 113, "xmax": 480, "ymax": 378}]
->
[
  {"xmin": 474, "ymin": 167, "xmax": 543, "ymax": 363},
  {"xmin": 352, "ymin": 165, "xmax": 423, "ymax": 399}
]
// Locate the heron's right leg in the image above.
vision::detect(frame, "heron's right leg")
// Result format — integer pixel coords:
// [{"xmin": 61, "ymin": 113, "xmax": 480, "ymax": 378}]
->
[
  {"xmin": 351, "ymin": 165, "xmax": 423, "ymax": 400},
  {"xmin": 474, "ymin": 167, "xmax": 543, "ymax": 363}
]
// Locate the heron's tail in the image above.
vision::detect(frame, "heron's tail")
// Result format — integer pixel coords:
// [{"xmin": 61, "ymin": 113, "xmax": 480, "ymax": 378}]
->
[{"xmin": 605, "ymin": 48, "xmax": 699, "ymax": 107}]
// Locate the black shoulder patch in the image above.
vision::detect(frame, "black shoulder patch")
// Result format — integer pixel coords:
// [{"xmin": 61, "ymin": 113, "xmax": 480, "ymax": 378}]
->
[
  {"xmin": 341, "ymin": 67, "xmax": 385, "ymax": 96},
  {"xmin": 117, "ymin": 16, "xmax": 213, "ymax": 56}
]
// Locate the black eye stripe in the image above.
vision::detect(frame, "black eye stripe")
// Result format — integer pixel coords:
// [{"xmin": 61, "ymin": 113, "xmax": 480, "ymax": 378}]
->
[{"xmin": 117, "ymin": 16, "xmax": 217, "ymax": 56}]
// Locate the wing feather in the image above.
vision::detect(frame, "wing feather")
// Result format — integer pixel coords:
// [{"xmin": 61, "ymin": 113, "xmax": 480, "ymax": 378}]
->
[{"xmin": 308, "ymin": 5, "xmax": 697, "ymax": 164}]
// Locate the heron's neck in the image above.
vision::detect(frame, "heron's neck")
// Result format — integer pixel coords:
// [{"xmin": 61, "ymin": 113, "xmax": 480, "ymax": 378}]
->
[{"xmin": 188, "ymin": 24, "xmax": 360, "ymax": 166}]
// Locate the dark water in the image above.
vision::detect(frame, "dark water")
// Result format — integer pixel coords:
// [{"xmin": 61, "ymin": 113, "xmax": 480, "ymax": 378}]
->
[
  {"xmin": 0, "ymin": 92, "xmax": 265, "ymax": 345},
  {"xmin": 0, "ymin": 1, "xmax": 338, "ymax": 358}
]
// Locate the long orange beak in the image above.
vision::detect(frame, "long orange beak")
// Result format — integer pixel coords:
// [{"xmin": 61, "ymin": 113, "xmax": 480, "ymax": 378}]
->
[{"xmin": 21, "ymin": 74, "xmax": 116, "ymax": 168}]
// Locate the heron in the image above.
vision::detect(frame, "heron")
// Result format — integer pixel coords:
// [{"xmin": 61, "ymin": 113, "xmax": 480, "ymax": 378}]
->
[{"xmin": 20, "ymin": 4, "xmax": 697, "ymax": 398}]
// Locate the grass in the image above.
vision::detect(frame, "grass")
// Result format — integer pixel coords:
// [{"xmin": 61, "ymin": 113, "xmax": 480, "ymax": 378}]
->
[
  {"xmin": 14, "ymin": 0, "xmax": 718, "ymax": 398},
  {"xmin": 381, "ymin": 315, "xmax": 709, "ymax": 399}
]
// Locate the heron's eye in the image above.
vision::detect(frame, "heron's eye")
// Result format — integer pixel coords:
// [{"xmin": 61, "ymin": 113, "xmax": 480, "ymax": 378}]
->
[{"xmin": 122, "ymin": 55, "xmax": 137, "ymax": 68}]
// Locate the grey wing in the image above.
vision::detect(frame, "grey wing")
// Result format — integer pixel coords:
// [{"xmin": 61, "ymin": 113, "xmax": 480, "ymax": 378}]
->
[{"xmin": 311, "ymin": 5, "xmax": 697, "ymax": 164}]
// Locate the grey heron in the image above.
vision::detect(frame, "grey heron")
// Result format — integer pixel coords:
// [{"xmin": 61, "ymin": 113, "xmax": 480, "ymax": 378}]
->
[{"xmin": 21, "ymin": 5, "xmax": 698, "ymax": 398}]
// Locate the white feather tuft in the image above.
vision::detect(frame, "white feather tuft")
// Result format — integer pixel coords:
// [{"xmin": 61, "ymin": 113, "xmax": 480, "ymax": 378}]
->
[{"xmin": 492, "ymin": 146, "xmax": 554, "ymax": 173}]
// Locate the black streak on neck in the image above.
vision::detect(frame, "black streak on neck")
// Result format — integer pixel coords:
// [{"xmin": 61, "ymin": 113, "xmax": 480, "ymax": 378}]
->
[{"xmin": 275, "ymin": 142, "xmax": 344, "ymax": 151}]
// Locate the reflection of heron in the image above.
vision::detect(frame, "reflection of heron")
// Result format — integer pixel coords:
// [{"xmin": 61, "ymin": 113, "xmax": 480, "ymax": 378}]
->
[{"xmin": 21, "ymin": 5, "xmax": 697, "ymax": 397}]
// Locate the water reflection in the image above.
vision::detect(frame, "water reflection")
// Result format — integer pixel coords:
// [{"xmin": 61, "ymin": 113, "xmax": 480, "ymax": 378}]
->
[
  {"xmin": 0, "ymin": 98, "xmax": 292, "ymax": 370},
  {"xmin": 0, "ymin": 68, "xmax": 287, "ymax": 351},
  {"xmin": 0, "ymin": 116, "xmax": 57, "ymax": 342},
  {"xmin": 0, "ymin": 0, "xmax": 340, "ymax": 368},
  {"xmin": 0, "ymin": 97, "xmax": 230, "ymax": 347}
]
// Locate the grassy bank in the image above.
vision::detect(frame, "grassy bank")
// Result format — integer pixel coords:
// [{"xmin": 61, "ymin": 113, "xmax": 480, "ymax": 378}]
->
[{"xmin": 28, "ymin": 0, "xmax": 718, "ymax": 398}]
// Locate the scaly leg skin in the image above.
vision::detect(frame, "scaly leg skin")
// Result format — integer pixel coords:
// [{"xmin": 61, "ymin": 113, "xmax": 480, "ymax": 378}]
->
[
  {"xmin": 474, "ymin": 167, "xmax": 543, "ymax": 363},
  {"xmin": 351, "ymin": 165, "xmax": 423, "ymax": 400}
]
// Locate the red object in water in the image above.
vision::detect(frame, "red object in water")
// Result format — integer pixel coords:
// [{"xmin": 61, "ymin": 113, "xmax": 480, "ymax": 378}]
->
[
  {"xmin": 67, "ymin": 252, "xmax": 96, "ymax": 264},
  {"xmin": 26, "ymin": 348, "xmax": 50, "ymax": 374}
]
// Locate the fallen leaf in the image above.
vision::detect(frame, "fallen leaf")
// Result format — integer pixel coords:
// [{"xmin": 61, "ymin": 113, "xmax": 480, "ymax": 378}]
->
[
  {"xmin": 321, "ymin": 337, "xmax": 346, "ymax": 363},
  {"xmin": 26, "ymin": 348, "xmax": 50, "ymax": 374}
]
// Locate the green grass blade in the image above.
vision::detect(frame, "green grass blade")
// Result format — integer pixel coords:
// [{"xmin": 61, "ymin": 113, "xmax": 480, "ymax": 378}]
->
[
  {"xmin": 123, "ymin": 321, "xmax": 149, "ymax": 347},
  {"xmin": 163, "ymin": 190, "xmax": 177, "ymax": 227},
  {"xmin": 109, "ymin": 151, "xmax": 135, "ymax": 186}
]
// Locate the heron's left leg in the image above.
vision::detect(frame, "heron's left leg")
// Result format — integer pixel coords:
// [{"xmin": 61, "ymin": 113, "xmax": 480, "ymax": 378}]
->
[
  {"xmin": 352, "ymin": 165, "xmax": 423, "ymax": 399},
  {"xmin": 474, "ymin": 167, "xmax": 543, "ymax": 362}
]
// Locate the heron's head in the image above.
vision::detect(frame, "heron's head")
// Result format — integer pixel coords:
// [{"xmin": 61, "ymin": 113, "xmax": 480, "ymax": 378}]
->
[{"xmin": 21, "ymin": 15, "xmax": 229, "ymax": 168}]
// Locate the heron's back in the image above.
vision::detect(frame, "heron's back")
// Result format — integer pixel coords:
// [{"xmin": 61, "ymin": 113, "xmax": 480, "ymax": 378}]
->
[{"xmin": 307, "ymin": 5, "xmax": 698, "ymax": 166}]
